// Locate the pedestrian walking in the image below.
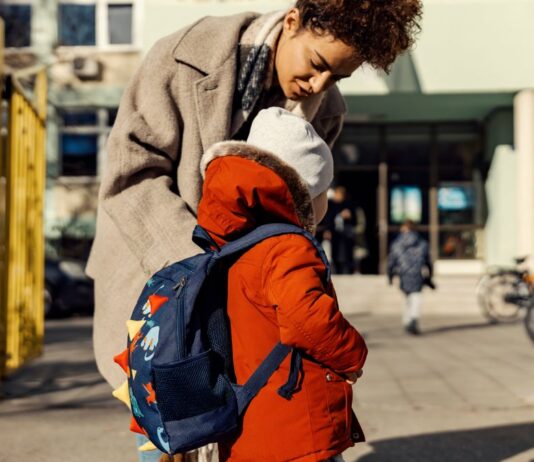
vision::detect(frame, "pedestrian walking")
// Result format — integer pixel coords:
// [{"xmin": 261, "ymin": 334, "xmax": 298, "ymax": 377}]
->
[
  {"xmin": 387, "ymin": 220, "xmax": 435, "ymax": 335},
  {"xmin": 86, "ymin": 1, "xmax": 422, "ymax": 460},
  {"xmin": 198, "ymin": 107, "xmax": 367, "ymax": 461}
]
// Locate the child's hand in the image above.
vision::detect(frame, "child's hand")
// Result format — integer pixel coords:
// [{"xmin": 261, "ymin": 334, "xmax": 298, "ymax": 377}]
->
[{"xmin": 345, "ymin": 370, "xmax": 363, "ymax": 385}]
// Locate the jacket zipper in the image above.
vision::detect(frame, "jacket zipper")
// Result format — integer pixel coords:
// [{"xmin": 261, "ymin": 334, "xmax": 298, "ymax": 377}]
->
[{"xmin": 173, "ymin": 276, "xmax": 187, "ymax": 359}]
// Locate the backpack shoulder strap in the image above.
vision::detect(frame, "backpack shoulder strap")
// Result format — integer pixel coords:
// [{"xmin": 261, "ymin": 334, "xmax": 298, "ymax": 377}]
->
[
  {"xmin": 192, "ymin": 224, "xmax": 221, "ymax": 251},
  {"xmin": 216, "ymin": 223, "xmax": 331, "ymax": 280},
  {"xmin": 233, "ymin": 342, "xmax": 291, "ymax": 415}
]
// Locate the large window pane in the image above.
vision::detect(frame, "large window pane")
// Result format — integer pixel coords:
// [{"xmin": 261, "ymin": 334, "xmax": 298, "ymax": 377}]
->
[
  {"xmin": 0, "ymin": 5, "xmax": 31, "ymax": 48},
  {"xmin": 438, "ymin": 123, "xmax": 481, "ymax": 181},
  {"xmin": 389, "ymin": 170, "xmax": 429, "ymax": 225},
  {"xmin": 334, "ymin": 125, "xmax": 381, "ymax": 166},
  {"xmin": 58, "ymin": 4, "xmax": 96, "ymax": 46},
  {"xmin": 439, "ymin": 230, "xmax": 477, "ymax": 259},
  {"xmin": 438, "ymin": 182, "xmax": 476, "ymax": 225},
  {"xmin": 61, "ymin": 134, "xmax": 98, "ymax": 176},
  {"xmin": 108, "ymin": 4, "xmax": 133, "ymax": 44},
  {"xmin": 62, "ymin": 111, "xmax": 98, "ymax": 127},
  {"xmin": 387, "ymin": 126, "xmax": 431, "ymax": 167}
]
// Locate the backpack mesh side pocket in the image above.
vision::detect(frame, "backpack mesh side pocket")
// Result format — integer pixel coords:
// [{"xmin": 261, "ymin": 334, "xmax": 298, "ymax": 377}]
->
[{"xmin": 152, "ymin": 350, "xmax": 233, "ymax": 422}]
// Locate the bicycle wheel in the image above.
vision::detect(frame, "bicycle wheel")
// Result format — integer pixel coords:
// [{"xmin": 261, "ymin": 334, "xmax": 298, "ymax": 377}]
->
[
  {"xmin": 483, "ymin": 273, "xmax": 523, "ymax": 322},
  {"xmin": 525, "ymin": 303, "xmax": 534, "ymax": 343},
  {"xmin": 476, "ymin": 274, "xmax": 496, "ymax": 322}
]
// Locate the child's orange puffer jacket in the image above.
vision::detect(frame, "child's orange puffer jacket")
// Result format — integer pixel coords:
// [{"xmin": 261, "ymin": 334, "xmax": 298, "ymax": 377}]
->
[{"xmin": 197, "ymin": 142, "xmax": 368, "ymax": 462}]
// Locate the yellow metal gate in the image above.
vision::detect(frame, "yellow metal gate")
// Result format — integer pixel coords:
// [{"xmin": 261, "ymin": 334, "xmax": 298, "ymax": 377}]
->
[{"xmin": 0, "ymin": 19, "xmax": 48, "ymax": 377}]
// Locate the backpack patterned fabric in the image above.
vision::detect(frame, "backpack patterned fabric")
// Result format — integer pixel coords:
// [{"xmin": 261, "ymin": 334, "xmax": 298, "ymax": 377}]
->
[{"xmin": 112, "ymin": 224, "xmax": 330, "ymax": 455}]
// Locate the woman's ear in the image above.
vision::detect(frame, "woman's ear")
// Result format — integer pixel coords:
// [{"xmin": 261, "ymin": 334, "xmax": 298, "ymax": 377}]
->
[{"xmin": 283, "ymin": 7, "xmax": 301, "ymax": 35}]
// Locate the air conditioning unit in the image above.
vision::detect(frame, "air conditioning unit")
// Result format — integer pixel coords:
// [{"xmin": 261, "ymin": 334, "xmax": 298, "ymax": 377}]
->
[{"xmin": 72, "ymin": 57, "xmax": 102, "ymax": 81}]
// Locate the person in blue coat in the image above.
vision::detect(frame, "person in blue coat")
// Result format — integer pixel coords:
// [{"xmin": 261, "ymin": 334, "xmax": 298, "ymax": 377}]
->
[{"xmin": 387, "ymin": 220, "xmax": 435, "ymax": 335}]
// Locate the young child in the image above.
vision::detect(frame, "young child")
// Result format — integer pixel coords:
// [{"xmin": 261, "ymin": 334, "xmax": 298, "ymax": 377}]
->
[
  {"xmin": 197, "ymin": 107, "xmax": 368, "ymax": 462},
  {"xmin": 387, "ymin": 219, "xmax": 434, "ymax": 335}
]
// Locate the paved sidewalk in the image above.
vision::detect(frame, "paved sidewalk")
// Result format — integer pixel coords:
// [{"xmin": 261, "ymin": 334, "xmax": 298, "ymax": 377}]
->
[
  {"xmin": 344, "ymin": 313, "xmax": 534, "ymax": 462},
  {"xmin": 1, "ymin": 312, "xmax": 533, "ymax": 461}
]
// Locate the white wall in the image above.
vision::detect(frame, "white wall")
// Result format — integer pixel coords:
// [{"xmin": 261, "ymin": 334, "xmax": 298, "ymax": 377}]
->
[
  {"xmin": 515, "ymin": 90, "xmax": 534, "ymax": 271},
  {"xmin": 142, "ymin": 0, "xmax": 292, "ymax": 54},
  {"xmin": 142, "ymin": 0, "xmax": 534, "ymax": 95},
  {"xmin": 484, "ymin": 145, "xmax": 517, "ymax": 267},
  {"xmin": 413, "ymin": 0, "xmax": 534, "ymax": 93}
]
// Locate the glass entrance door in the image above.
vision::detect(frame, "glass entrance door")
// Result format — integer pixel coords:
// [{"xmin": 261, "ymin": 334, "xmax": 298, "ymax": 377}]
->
[{"xmin": 333, "ymin": 121, "xmax": 484, "ymax": 274}]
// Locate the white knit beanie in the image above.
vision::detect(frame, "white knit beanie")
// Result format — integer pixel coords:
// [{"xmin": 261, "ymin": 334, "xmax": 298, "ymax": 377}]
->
[{"xmin": 247, "ymin": 107, "xmax": 333, "ymax": 199}]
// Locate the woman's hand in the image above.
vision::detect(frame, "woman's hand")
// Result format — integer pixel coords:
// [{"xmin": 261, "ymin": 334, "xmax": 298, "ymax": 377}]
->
[{"xmin": 345, "ymin": 369, "xmax": 363, "ymax": 385}]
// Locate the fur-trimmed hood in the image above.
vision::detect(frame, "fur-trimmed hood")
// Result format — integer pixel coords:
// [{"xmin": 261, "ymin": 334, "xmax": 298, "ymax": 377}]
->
[{"xmin": 197, "ymin": 141, "xmax": 315, "ymax": 246}]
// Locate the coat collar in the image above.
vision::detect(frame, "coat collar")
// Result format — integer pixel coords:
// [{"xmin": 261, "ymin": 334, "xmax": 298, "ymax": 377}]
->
[
  {"xmin": 172, "ymin": 13, "xmax": 258, "ymax": 152},
  {"xmin": 172, "ymin": 12, "xmax": 258, "ymax": 74}
]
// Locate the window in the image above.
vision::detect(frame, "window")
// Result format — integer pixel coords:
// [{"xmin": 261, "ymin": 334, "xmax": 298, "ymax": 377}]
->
[
  {"xmin": 0, "ymin": 4, "xmax": 32, "ymax": 48},
  {"xmin": 339, "ymin": 121, "xmax": 484, "ymax": 269},
  {"xmin": 59, "ymin": 108, "xmax": 116, "ymax": 177},
  {"xmin": 57, "ymin": 0, "xmax": 137, "ymax": 48},
  {"xmin": 61, "ymin": 134, "xmax": 98, "ymax": 176},
  {"xmin": 439, "ymin": 231, "xmax": 477, "ymax": 259},
  {"xmin": 438, "ymin": 183, "xmax": 476, "ymax": 226},
  {"xmin": 58, "ymin": 4, "xmax": 96, "ymax": 46},
  {"xmin": 334, "ymin": 126, "xmax": 381, "ymax": 167},
  {"xmin": 387, "ymin": 125, "xmax": 432, "ymax": 167},
  {"xmin": 438, "ymin": 123, "xmax": 481, "ymax": 182},
  {"xmin": 108, "ymin": 4, "xmax": 132, "ymax": 44},
  {"xmin": 388, "ymin": 170, "xmax": 430, "ymax": 226}
]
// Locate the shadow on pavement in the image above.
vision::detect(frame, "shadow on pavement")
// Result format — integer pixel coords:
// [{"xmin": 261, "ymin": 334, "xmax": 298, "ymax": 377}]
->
[
  {"xmin": 422, "ymin": 321, "xmax": 510, "ymax": 336},
  {"xmin": 1, "ymin": 318, "xmax": 104, "ymax": 401},
  {"xmin": 44, "ymin": 318, "xmax": 94, "ymax": 345},
  {"xmin": 355, "ymin": 422, "xmax": 534, "ymax": 462},
  {"xmin": 1, "ymin": 360, "xmax": 104, "ymax": 399}
]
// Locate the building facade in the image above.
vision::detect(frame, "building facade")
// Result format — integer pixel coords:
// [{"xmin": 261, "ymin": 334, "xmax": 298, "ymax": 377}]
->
[
  {"xmin": 2, "ymin": 0, "xmax": 533, "ymax": 274},
  {"xmin": 1, "ymin": 0, "xmax": 143, "ymax": 259}
]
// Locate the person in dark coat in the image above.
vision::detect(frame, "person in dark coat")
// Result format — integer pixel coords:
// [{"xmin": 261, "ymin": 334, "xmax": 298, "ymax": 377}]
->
[
  {"xmin": 324, "ymin": 186, "xmax": 357, "ymax": 274},
  {"xmin": 387, "ymin": 220, "xmax": 434, "ymax": 335}
]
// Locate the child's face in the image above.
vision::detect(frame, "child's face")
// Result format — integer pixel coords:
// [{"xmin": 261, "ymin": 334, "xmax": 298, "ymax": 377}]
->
[{"xmin": 312, "ymin": 191, "xmax": 328, "ymax": 225}]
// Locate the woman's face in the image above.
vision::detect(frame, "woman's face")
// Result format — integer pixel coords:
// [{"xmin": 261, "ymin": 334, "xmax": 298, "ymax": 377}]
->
[{"xmin": 275, "ymin": 9, "xmax": 362, "ymax": 101}]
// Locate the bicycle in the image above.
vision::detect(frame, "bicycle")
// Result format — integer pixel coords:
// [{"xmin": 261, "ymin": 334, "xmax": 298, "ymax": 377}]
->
[
  {"xmin": 502, "ymin": 291, "xmax": 534, "ymax": 344},
  {"xmin": 524, "ymin": 298, "xmax": 534, "ymax": 343},
  {"xmin": 476, "ymin": 256, "xmax": 534, "ymax": 323}
]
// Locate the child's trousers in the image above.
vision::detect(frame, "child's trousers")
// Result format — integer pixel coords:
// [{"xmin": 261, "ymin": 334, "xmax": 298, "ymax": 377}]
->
[{"xmin": 403, "ymin": 291, "xmax": 421, "ymax": 325}]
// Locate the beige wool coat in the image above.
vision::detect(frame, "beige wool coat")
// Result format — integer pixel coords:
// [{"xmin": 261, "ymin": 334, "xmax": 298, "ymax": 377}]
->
[{"xmin": 86, "ymin": 11, "xmax": 347, "ymax": 388}]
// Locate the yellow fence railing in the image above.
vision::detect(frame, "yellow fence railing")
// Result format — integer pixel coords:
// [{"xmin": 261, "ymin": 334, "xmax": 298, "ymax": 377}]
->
[{"xmin": 0, "ymin": 17, "xmax": 48, "ymax": 377}]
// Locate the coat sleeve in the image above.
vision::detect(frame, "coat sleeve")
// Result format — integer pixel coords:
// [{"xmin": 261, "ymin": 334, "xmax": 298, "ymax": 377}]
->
[
  {"xmin": 424, "ymin": 241, "xmax": 433, "ymax": 278},
  {"xmin": 387, "ymin": 244, "xmax": 397, "ymax": 281},
  {"xmin": 264, "ymin": 235, "xmax": 367, "ymax": 375},
  {"xmin": 98, "ymin": 37, "xmax": 200, "ymax": 276},
  {"xmin": 310, "ymin": 85, "xmax": 346, "ymax": 149},
  {"xmin": 323, "ymin": 113, "xmax": 344, "ymax": 149}
]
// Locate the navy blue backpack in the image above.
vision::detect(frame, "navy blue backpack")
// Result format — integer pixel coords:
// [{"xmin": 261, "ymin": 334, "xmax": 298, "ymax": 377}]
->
[{"xmin": 120, "ymin": 223, "xmax": 330, "ymax": 455}]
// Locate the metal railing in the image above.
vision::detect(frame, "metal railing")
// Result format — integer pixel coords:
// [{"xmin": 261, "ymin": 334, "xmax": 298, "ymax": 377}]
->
[{"xmin": 0, "ymin": 18, "xmax": 48, "ymax": 377}]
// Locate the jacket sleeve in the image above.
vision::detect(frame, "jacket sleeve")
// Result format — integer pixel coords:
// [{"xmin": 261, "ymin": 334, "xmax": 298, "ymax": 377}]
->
[
  {"xmin": 323, "ymin": 113, "xmax": 344, "ymax": 149},
  {"xmin": 264, "ymin": 235, "xmax": 367, "ymax": 375},
  {"xmin": 314, "ymin": 85, "xmax": 346, "ymax": 149},
  {"xmin": 424, "ymin": 241, "xmax": 433, "ymax": 278},
  {"xmin": 98, "ymin": 37, "xmax": 200, "ymax": 276},
  {"xmin": 387, "ymin": 245, "xmax": 397, "ymax": 281}
]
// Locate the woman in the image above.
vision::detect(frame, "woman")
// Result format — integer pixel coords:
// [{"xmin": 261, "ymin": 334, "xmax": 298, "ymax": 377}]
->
[{"xmin": 86, "ymin": 1, "xmax": 422, "ymax": 460}]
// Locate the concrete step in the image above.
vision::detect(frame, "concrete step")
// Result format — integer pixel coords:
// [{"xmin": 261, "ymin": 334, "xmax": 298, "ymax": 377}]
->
[{"xmin": 333, "ymin": 275, "xmax": 483, "ymax": 315}]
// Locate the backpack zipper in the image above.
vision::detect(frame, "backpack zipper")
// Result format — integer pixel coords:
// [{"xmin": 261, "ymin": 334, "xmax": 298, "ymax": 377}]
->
[
  {"xmin": 173, "ymin": 277, "xmax": 187, "ymax": 295},
  {"xmin": 173, "ymin": 276, "xmax": 187, "ymax": 359}
]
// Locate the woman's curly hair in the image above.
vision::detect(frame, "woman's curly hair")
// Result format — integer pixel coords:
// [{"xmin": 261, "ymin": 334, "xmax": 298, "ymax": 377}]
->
[{"xmin": 296, "ymin": 0, "xmax": 423, "ymax": 73}]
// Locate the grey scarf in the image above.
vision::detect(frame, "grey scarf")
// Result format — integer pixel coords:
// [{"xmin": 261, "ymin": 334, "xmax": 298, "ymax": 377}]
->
[{"xmin": 232, "ymin": 10, "xmax": 325, "ymax": 136}]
